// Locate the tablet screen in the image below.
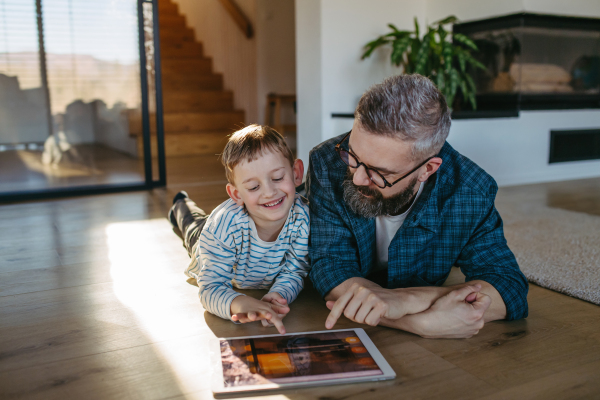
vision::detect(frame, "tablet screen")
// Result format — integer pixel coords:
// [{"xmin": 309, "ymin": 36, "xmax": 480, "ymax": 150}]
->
[{"xmin": 219, "ymin": 330, "xmax": 384, "ymax": 387}]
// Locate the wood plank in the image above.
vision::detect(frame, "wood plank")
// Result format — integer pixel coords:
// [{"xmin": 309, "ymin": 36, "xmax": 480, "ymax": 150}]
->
[
  {"xmin": 128, "ymin": 111, "xmax": 245, "ymax": 135},
  {"xmin": 480, "ymin": 359, "xmax": 600, "ymax": 399},
  {"xmin": 157, "ymin": 0, "xmax": 179, "ymax": 15},
  {"xmin": 159, "ymin": 28, "xmax": 195, "ymax": 44},
  {"xmin": 161, "ymin": 42, "xmax": 204, "ymax": 59},
  {"xmin": 158, "ymin": 14, "xmax": 186, "ymax": 27},
  {"xmin": 163, "ymin": 90, "xmax": 234, "ymax": 113},
  {"xmin": 161, "ymin": 59, "xmax": 212, "ymax": 75},
  {"xmin": 162, "ymin": 73, "xmax": 223, "ymax": 91},
  {"xmin": 135, "ymin": 131, "xmax": 231, "ymax": 157}
]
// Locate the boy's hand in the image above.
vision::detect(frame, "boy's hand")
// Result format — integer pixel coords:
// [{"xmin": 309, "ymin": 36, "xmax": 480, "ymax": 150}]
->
[
  {"xmin": 261, "ymin": 292, "xmax": 290, "ymax": 315},
  {"xmin": 260, "ymin": 292, "xmax": 289, "ymax": 328},
  {"xmin": 230, "ymin": 296, "xmax": 287, "ymax": 334}
]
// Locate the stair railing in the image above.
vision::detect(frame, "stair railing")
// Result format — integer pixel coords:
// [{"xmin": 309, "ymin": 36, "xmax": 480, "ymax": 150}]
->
[{"xmin": 218, "ymin": 0, "xmax": 253, "ymax": 38}]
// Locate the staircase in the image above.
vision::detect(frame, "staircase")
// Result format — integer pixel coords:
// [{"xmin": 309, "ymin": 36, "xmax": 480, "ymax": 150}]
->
[{"xmin": 130, "ymin": 0, "xmax": 245, "ymax": 157}]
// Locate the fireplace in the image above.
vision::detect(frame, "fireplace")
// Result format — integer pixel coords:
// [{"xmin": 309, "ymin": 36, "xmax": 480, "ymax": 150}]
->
[{"xmin": 453, "ymin": 13, "xmax": 600, "ymax": 112}]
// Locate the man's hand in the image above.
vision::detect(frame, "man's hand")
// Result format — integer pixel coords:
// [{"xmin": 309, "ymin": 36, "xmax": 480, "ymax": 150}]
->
[
  {"xmin": 260, "ymin": 292, "xmax": 289, "ymax": 329},
  {"xmin": 387, "ymin": 284, "xmax": 492, "ymax": 339},
  {"xmin": 230, "ymin": 295, "xmax": 289, "ymax": 334},
  {"xmin": 324, "ymin": 282, "xmax": 432, "ymax": 329}
]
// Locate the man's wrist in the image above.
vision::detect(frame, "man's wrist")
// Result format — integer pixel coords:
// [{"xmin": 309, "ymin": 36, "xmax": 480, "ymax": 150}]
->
[
  {"xmin": 381, "ymin": 313, "xmax": 427, "ymax": 336},
  {"xmin": 391, "ymin": 286, "xmax": 451, "ymax": 316}
]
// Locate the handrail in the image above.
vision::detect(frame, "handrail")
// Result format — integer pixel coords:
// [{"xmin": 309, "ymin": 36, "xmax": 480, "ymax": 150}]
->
[{"xmin": 218, "ymin": 0, "xmax": 253, "ymax": 39}]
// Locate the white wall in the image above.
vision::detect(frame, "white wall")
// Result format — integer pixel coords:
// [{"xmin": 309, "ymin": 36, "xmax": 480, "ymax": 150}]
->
[
  {"xmin": 295, "ymin": 0, "xmax": 323, "ymax": 163},
  {"xmin": 256, "ymin": 0, "xmax": 296, "ymax": 125},
  {"xmin": 449, "ymin": 111, "xmax": 600, "ymax": 186},
  {"xmin": 296, "ymin": 0, "xmax": 600, "ymax": 185},
  {"xmin": 296, "ymin": 0, "xmax": 427, "ymax": 164}
]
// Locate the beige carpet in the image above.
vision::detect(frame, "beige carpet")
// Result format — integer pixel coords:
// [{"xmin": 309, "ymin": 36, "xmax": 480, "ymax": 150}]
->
[{"xmin": 500, "ymin": 203, "xmax": 600, "ymax": 305}]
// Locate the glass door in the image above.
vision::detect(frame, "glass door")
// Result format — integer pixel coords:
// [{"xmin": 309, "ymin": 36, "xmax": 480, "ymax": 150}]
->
[{"xmin": 0, "ymin": 0, "xmax": 164, "ymax": 201}]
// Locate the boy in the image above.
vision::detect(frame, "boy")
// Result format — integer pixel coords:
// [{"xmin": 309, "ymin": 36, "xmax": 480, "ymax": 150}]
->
[{"xmin": 168, "ymin": 124, "xmax": 309, "ymax": 334}]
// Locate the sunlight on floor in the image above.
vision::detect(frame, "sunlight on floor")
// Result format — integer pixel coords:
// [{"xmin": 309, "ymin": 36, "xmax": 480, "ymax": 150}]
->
[
  {"xmin": 105, "ymin": 218, "xmax": 292, "ymax": 399},
  {"xmin": 105, "ymin": 218, "xmax": 209, "ymax": 395}
]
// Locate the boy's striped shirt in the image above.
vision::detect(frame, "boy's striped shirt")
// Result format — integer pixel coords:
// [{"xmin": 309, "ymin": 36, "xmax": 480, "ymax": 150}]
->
[{"xmin": 185, "ymin": 194, "xmax": 310, "ymax": 320}]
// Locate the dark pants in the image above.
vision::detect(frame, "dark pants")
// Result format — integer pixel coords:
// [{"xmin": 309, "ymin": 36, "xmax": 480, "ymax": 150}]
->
[{"xmin": 170, "ymin": 197, "xmax": 208, "ymax": 257}]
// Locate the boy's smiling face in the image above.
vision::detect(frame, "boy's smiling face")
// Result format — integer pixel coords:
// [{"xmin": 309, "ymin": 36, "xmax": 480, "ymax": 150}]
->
[{"xmin": 226, "ymin": 149, "xmax": 303, "ymax": 232}]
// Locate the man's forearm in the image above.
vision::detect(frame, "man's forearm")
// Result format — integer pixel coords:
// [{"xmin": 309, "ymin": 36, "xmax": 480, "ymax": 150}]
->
[{"xmin": 326, "ymin": 277, "xmax": 507, "ymax": 322}]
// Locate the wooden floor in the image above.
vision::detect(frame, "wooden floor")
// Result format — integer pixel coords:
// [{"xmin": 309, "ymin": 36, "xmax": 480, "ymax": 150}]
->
[
  {"xmin": 0, "ymin": 145, "xmax": 227, "ymax": 198},
  {"xmin": 1, "ymin": 174, "xmax": 599, "ymax": 399}
]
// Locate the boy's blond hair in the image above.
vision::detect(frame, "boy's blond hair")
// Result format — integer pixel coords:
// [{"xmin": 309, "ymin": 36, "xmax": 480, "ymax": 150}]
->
[{"xmin": 221, "ymin": 124, "xmax": 294, "ymax": 184}]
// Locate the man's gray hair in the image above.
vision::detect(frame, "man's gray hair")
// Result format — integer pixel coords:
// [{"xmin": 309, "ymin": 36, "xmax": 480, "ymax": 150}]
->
[{"xmin": 355, "ymin": 74, "xmax": 451, "ymax": 161}]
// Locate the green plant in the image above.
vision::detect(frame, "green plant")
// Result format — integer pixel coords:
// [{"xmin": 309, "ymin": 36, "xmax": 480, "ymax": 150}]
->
[{"xmin": 361, "ymin": 16, "xmax": 486, "ymax": 109}]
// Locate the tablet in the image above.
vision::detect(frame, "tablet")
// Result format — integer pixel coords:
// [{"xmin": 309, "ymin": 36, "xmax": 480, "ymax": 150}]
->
[{"xmin": 210, "ymin": 328, "xmax": 396, "ymax": 396}]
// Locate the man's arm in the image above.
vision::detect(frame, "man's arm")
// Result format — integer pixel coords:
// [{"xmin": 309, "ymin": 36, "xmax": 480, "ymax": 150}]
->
[
  {"xmin": 324, "ymin": 277, "xmax": 501, "ymax": 332},
  {"xmin": 454, "ymin": 194, "xmax": 529, "ymax": 321},
  {"xmin": 380, "ymin": 285, "xmax": 492, "ymax": 339}
]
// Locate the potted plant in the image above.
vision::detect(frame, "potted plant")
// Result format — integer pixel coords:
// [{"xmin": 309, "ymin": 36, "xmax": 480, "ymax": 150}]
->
[{"xmin": 361, "ymin": 16, "xmax": 486, "ymax": 110}]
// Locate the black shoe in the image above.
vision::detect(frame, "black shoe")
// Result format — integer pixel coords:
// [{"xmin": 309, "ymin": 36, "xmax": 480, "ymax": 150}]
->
[
  {"xmin": 172, "ymin": 190, "xmax": 189, "ymax": 204},
  {"xmin": 168, "ymin": 191, "xmax": 188, "ymax": 229}
]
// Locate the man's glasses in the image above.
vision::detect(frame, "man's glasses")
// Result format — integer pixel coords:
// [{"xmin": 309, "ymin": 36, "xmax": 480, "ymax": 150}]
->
[{"xmin": 335, "ymin": 131, "xmax": 435, "ymax": 189}]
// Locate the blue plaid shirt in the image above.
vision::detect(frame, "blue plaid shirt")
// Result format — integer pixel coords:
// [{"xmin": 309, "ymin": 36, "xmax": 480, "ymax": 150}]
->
[{"xmin": 306, "ymin": 134, "xmax": 528, "ymax": 321}]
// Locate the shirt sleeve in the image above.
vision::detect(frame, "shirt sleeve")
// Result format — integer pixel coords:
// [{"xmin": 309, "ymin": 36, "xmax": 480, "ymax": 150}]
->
[
  {"xmin": 268, "ymin": 209, "xmax": 310, "ymax": 304},
  {"xmin": 306, "ymin": 151, "xmax": 364, "ymax": 298},
  {"xmin": 455, "ymin": 198, "xmax": 529, "ymax": 320},
  {"xmin": 186, "ymin": 227, "xmax": 244, "ymax": 321}
]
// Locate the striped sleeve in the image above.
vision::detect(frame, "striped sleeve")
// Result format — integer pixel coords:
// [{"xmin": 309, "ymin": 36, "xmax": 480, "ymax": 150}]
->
[
  {"xmin": 268, "ymin": 199, "xmax": 311, "ymax": 304},
  {"xmin": 189, "ymin": 225, "xmax": 243, "ymax": 321}
]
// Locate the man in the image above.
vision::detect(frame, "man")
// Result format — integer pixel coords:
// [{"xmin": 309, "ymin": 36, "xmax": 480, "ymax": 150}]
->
[{"xmin": 306, "ymin": 74, "xmax": 528, "ymax": 339}]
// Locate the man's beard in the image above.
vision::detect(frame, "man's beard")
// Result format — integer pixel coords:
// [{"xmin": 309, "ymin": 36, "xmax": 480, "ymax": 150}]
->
[{"xmin": 342, "ymin": 170, "xmax": 419, "ymax": 218}]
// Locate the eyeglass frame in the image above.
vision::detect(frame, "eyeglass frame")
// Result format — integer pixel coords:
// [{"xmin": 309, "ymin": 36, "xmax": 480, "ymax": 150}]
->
[{"xmin": 334, "ymin": 130, "xmax": 436, "ymax": 189}]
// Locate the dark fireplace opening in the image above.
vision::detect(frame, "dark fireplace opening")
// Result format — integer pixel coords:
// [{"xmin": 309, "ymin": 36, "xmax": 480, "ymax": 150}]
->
[{"xmin": 549, "ymin": 128, "xmax": 600, "ymax": 163}]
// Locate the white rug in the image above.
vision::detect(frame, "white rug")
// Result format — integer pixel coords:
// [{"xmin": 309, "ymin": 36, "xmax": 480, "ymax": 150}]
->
[{"xmin": 500, "ymin": 203, "xmax": 600, "ymax": 305}]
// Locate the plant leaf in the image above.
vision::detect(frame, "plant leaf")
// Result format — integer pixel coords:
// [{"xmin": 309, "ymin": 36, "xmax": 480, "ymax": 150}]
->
[
  {"xmin": 436, "ymin": 71, "xmax": 446, "ymax": 94},
  {"xmin": 469, "ymin": 91, "xmax": 477, "ymax": 110},
  {"xmin": 459, "ymin": 72, "xmax": 477, "ymax": 110},
  {"xmin": 414, "ymin": 17, "xmax": 419, "ymax": 38},
  {"xmin": 361, "ymin": 37, "xmax": 389, "ymax": 59},
  {"xmin": 391, "ymin": 36, "xmax": 411, "ymax": 66},
  {"xmin": 384, "ymin": 30, "xmax": 411, "ymax": 38},
  {"xmin": 453, "ymin": 33, "xmax": 478, "ymax": 51},
  {"xmin": 463, "ymin": 52, "xmax": 487, "ymax": 70},
  {"xmin": 447, "ymin": 67, "xmax": 459, "ymax": 106},
  {"xmin": 438, "ymin": 25, "xmax": 447, "ymax": 43},
  {"xmin": 456, "ymin": 49, "xmax": 466, "ymax": 73},
  {"xmin": 442, "ymin": 41, "xmax": 452, "ymax": 73},
  {"xmin": 434, "ymin": 15, "xmax": 458, "ymax": 25},
  {"xmin": 388, "ymin": 23, "xmax": 400, "ymax": 32},
  {"xmin": 414, "ymin": 33, "xmax": 430, "ymax": 75},
  {"xmin": 465, "ymin": 73, "xmax": 477, "ymax": 93}
]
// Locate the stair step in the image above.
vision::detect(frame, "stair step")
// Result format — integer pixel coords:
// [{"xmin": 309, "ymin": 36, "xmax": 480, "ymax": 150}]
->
[
  {"xmin": 161, "ymin": 42, "xmax": 203, "ymax": 59},
  {"xmin": 159, "ymin": 28, "xmax": 195, "ymax": 43},
  {"xmin": 163, "ymin": 91, "xmax": 234, "ymax": 113},
  {"xmin": 162, "ymin": 59, "xmax": 212, "ymax": 74},
  {"xmin": 159, "ymin": 14, "xmax": 186, "ymax": 26},
  {"xmin": 162, "ymin": 74, "xmax": 223, "ymax": 91},
  {"xmin": 136, "ymin": 131, "xmax": 231, "ymax": 157},
  {"xmin": 164, "ymin": 111, "xmax": 245, "ymax": 133},
  {"xmin": 157, "ymin": 1, "xmax": 179, "ymax": 15},
  {"xmin": 128, "ymin": 111, "xmax": 245, "ymax": 135}
]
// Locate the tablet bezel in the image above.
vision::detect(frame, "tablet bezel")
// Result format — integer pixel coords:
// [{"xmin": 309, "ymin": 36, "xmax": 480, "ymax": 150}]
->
[{"xmin": 210, "ymin": 328, "xmax": 396, "ymax": 395}]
